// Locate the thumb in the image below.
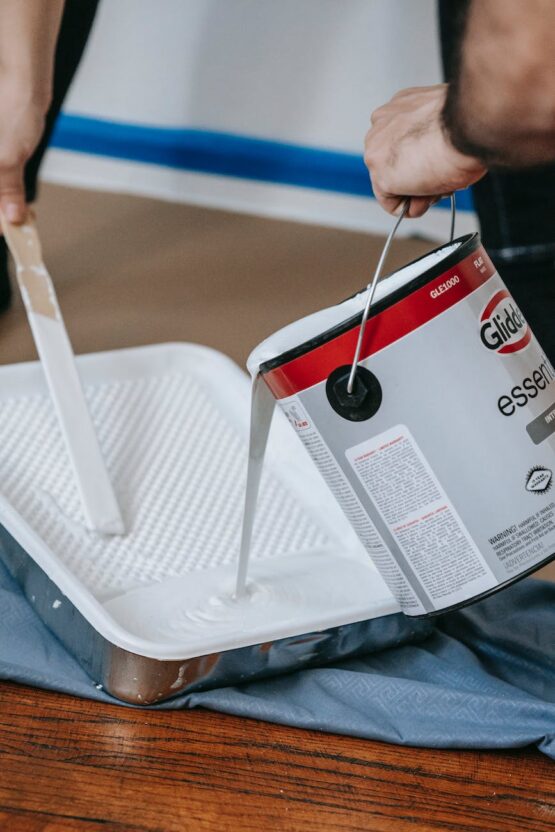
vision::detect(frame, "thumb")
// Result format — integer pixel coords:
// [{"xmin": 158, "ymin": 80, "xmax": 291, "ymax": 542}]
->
[{"xmin": 0, "ymin": 164, "xmax": 27, "ymax": 225}]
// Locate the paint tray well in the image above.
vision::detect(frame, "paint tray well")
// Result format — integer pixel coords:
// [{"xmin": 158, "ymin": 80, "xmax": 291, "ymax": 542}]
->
[{"xmin": 0, "ymin": 343, "xmax": 415, "ymax": 703}]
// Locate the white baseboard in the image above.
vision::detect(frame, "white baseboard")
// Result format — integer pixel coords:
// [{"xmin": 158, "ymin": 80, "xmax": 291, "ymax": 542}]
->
[{"xmin": 41, "ymin": 148, "xmax": 479, "ymax": 240}]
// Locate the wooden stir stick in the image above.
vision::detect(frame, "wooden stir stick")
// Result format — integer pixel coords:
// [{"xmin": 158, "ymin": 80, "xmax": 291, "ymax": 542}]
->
[{"xmin": 1, "ymin": 212, "xmax": 124, "ymax": 535}]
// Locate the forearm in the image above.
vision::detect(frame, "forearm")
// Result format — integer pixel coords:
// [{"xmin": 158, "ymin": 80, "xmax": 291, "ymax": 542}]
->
[
  {"xmin": 0, "ymin": 0, "xmax": 64, "ymax": 109},
  {"xmin": 443, "ymin": 0, "xmax": 555, "ymax": 167},
  {"xmin": 0, "ymin": 1, "xmax": 64, "ymax": 221}
]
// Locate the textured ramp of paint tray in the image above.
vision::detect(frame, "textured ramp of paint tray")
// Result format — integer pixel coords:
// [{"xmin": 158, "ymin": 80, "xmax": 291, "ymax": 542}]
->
[{"xmin": 0, "ymin": 371, "xmax": 328, "ymax": 597}]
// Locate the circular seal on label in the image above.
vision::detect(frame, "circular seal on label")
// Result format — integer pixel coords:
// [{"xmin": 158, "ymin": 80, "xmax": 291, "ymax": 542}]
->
[
  {"xmin": 525, "ymin": 466, "xmax": 553, "ymax": 494},
  {"xmin": 326, "ymin": 365, "xmax": 382, "ymax": 422}
]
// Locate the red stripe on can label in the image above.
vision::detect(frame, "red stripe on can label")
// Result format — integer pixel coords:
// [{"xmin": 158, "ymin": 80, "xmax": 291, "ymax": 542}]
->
[{"xmin": 264, "ymin": 246, "xmax": 496, "ymax": 399}]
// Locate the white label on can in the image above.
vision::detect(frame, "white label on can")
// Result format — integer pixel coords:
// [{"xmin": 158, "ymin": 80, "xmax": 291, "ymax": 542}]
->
[
  {"xmin": 280, "ymin": 398, "xmax": 425, "ymax": 614},
  {"xmin": 346, "ymin": 425, "xmax": 497, "ymax": 609}
]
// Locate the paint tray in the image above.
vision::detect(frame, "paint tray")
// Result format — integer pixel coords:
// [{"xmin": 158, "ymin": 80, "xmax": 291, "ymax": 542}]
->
[{"xmin": 0, "ymin": 343, "xmax": 430, "ymax": 704}]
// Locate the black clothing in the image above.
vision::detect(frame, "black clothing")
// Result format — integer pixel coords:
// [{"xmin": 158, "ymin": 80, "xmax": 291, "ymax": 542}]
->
[{"xmin": 438, "ymin": 0, "xmax": 555, "ymax": 361}]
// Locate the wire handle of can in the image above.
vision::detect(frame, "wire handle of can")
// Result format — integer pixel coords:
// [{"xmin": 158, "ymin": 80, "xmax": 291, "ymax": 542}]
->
[{"xmin": 346, "ymin": 193, "xmax": 456, "ymax": 395}]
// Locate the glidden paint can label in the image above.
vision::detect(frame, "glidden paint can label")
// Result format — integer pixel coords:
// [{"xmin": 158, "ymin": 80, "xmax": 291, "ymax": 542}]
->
[{"xmin": 253, "ymin": 234, "xmax": 555, "ymax": 617}]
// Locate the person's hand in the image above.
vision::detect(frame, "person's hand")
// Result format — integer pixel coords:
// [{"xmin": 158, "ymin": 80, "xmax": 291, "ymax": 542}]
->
[
  {"xmin": 0, "ymin": 71, "xmax": 47, "ymax": 225},
  {"xmin": 364, "ymin": 84, "xmax": 487, "ymax": 218}
]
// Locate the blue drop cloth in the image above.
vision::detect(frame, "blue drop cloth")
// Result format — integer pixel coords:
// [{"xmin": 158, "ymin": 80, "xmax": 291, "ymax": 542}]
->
[{"xmin": 0, "ymin": 559, "xmax": 553, "ymax": 759}]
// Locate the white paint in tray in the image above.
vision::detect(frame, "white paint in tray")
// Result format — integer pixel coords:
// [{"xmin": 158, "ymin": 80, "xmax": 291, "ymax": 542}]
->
[{"xmin": 0, "ymin": 344, "xmax": 396, "ymax": 660}]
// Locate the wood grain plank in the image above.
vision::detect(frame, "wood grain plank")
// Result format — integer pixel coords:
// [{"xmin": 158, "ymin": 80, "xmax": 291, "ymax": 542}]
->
[
  {"xmin": 0, "ymin": 682, "xmax": 553, "ymax": 832},
  {"xmin": 0, "ymin": 808, "xmax": 140, "ymax": 831}
]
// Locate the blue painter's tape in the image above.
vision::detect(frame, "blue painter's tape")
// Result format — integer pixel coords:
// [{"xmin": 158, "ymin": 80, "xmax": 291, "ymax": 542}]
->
[{"xmin": 51, "ymin": 113, "xmax": 474, "ymax": 211}]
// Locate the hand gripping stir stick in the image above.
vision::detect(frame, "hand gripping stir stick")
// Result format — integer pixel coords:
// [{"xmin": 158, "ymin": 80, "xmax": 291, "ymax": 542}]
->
[{"xmin": 1, "ymin": 213, "xmax": 125, "ymax": 535}]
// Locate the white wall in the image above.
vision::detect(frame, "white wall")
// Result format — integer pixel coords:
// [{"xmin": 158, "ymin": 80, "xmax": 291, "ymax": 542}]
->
[{"xmin": 43, "ymin": 0, "xmax": 476, "ymax": 238}]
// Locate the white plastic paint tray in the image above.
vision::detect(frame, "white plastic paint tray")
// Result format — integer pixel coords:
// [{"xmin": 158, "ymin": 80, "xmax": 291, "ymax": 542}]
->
[{"xmin": 0, "ymin": 343, "xmax": 430, "ymax": 704}]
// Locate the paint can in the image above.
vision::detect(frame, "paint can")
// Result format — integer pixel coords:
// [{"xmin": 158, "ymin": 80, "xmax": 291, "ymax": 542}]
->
[{"xmin": 248, "ymin": 201, "xmax": 555, "ymax": 617}]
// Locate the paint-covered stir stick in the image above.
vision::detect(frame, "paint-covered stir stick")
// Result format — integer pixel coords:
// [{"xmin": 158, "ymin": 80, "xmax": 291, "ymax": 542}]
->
[{"xmin": 1, "ymin": 212, "xmax": 124, "ymax": 535}]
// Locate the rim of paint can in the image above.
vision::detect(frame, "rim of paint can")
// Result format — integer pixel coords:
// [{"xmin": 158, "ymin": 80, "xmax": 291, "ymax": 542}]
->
[
  {"xmin": 412, "ymin": 551, "xmax": 555, "ymax": 618},
  {"xmin": 251, "ymin": 232, "xmax": 481, "ymax": 375}
]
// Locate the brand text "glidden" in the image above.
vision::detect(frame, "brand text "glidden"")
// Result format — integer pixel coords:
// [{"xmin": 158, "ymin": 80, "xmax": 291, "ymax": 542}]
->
[{"xmin": 480, "ymin": 303, "xmax": 526, "ymax": 350}]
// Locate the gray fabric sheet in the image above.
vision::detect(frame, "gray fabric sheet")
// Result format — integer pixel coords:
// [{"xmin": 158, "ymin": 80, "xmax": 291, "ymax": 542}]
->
[{"xmin": 0, "ymin": 559, "xmax": 553, "ymax": 759}]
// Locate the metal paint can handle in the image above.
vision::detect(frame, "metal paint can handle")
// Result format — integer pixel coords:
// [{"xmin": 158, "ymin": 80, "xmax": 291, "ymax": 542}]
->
[{"xmin": 346, "ymin": 194, "xmax": 457, "ymax": 394}]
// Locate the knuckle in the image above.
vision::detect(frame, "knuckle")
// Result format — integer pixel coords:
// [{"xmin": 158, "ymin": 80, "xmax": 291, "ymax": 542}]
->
[
  {"xmin": 364, "ymin": 141, "xmax": 381, "ymax": 168},
  {"xmin": 370, "ymin": 172, "xmax": 383, "ymax": 192},
  {"xmin": 363, "ymin": 149, "xmax": 375, "ymax": 169},
  {"xmin": 0, "ymin": 181, "xmax": 22, "ymax": 197},
  {"xmin": 0, "ymin": 151, "xmax": 23, "ymax": 171},
  {"xmin": 366, "ymin": 153, "xmax": 386, "ymax": 179},
  {"xmin": 375, "ymin": 174, "xmax": 392, "ymax": 194}
]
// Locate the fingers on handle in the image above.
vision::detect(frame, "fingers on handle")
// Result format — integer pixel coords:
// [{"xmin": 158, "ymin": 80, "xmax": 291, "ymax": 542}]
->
[
  {"xmin": 372, "ymin": 180, "xmax": 436, "ymax": 219},
  {"xmin": 406, "ymin": 196, "xmax": 435, "ymax": 218},
  {"xmin": 371, "ymin": 181, "xmax": 405, "ymax": 216},
  {"xmin": 0, "ymin": 165, "xmax": 27, "ymax": 225}
]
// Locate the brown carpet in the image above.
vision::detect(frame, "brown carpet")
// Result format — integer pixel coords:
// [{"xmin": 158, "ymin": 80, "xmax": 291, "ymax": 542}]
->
[{"xmin": 2, "ymin": 183, "xmax": 553, "ymax": 582}]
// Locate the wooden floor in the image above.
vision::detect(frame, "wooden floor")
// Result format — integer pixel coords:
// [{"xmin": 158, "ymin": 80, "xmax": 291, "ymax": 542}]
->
[
  {"xmin": 1, "ymin": 681, "xmax": 554, "ymax": 832},
  {"xmin": 0, "ymin": 185, "xmax": 553, "ymax": 831}
]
